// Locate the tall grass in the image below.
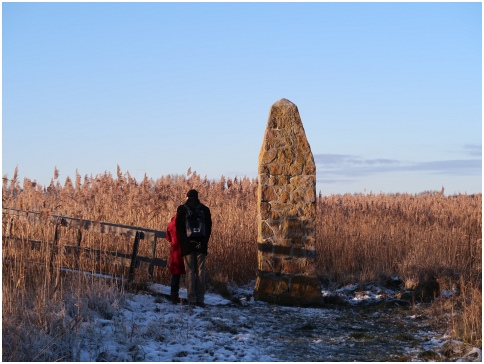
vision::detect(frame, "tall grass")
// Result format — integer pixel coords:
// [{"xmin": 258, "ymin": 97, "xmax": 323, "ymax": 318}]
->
[
  {"xmin": 2, "ymin": 166, "xmax": 482, "ymax": 355},
  {"xmin": 317, "ymin": 192, "xmax": 481, "ymax": 283}
]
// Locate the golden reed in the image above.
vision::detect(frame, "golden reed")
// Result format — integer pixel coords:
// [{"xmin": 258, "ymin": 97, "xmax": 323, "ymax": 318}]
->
[{"xmin": 2, "ymin": 166, "xmax": 481, "ymax": 347}]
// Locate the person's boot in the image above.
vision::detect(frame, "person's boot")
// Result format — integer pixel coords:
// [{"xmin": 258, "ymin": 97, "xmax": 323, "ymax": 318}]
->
[{"xmin": 170, "ymin": 293, "xmax": 179, "ymax": 305}]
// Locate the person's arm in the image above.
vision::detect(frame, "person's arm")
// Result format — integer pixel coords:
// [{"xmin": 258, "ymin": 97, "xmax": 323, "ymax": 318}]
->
[
  {"xmin": 166, "ymin": 216, "xmax": 176, "ymax": 243},
  {"xmin": 166, "ymin": 226, "xmax": 172, "ymax": 243},
  {"xmin": 204, "ymin": 206, "xmax": 212, "ymax": 243}
]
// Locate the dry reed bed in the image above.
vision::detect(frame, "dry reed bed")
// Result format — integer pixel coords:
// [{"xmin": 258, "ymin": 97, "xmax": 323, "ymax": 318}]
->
[
  {"xmin": 2, "ymin": 166, "xmax": 482, "ymax": 351},
  {"xmin": 3, "ymin": 167, "xmax": 480, "ymax": 285},
  {"xmin": 318, "ymin": 192, "xmax": 481, "ymax": 283}
]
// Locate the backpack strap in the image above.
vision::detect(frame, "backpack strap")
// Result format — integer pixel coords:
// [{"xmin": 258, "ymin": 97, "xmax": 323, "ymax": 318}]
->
[{"xmin": 183, "ymin": 203, "xmax": 192, "ymax": 216}]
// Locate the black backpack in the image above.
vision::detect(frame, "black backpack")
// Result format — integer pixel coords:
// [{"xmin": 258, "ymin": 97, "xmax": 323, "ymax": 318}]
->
[{"xmin": 184, "ymin": 203, "xmax": 206, "ymax": 239}]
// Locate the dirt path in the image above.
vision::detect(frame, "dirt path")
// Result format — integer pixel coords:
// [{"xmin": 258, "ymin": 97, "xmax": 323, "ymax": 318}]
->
[
  {"xmin": 139, "ymin": 282, "xmax": 482, "ymax": 362},
  {"xmin": 187, "ymin": 300, "xmax": 477, "ymax": 362},
  {"xmin": 75, "ymin": 282, "xmax": 481, "ymax": 361},
  {"xmin": 246, "ymin": 304, "xmax": 433, "ymax": 361}
]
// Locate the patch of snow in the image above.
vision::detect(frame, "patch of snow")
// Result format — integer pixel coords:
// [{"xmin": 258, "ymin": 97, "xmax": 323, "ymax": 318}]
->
[
  {"xmin": 336, "ymin": 284, "xmax": 358, "ymax": 292},
  {"xmin": 441, "ymin": 289, "xmax": 458, "ymax": 298},
  {"xmin": 74, "ymin": 282, "xmax": 481, "ymax": 362},
  {"xmin": 464, "ymin": 348, "xmax": 482, "ymax": 362}
]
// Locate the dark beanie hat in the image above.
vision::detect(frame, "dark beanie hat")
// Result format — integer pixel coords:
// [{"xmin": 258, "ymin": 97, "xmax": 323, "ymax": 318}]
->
[{"xmin": 187, "ymin": 189, "xmax": 198, "ymax": 198}]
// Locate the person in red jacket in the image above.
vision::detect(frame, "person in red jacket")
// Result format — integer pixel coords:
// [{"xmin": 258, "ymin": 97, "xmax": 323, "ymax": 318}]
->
[{"xmin": 166, "ymin": 214, "xmax": 186, "ymax": 304}]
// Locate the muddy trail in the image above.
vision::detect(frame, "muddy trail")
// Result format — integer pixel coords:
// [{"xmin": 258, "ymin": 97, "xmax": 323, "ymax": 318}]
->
[
  {"xmin": 232, "ymin": 303, "xmax": 438, "ymax": 361},
  {"xmin": 74, "ymin": 281, "xmax": 481, "ymax": 361},
  {"xmin": 141, "ymin": 283, "xmax": 481, "ymax": 362}
]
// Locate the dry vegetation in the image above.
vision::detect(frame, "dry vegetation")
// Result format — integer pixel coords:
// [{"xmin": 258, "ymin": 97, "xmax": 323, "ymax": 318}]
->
[{"xmin": 2, "ymin": 166, "xmax": 482, "ymax": 360}]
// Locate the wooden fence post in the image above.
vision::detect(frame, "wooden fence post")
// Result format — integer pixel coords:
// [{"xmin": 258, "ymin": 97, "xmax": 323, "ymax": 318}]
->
[
  {"xmin": 148, "ymin": 236, "xmax": 157, "ymax": 278},
  {"xmin": 50, "ymin": 219, "xmax": 60, "ymax": 273},
  {"xmin": 77, "ymin": 228, "xmax": 82, "ymax": 246},
  {"xmin": 74, "ymin": 228, "xmax": 82, "ymax": 270},
  {"xmin": 128, "ymin": 231, "xmax": 143, "ymax": 281}
]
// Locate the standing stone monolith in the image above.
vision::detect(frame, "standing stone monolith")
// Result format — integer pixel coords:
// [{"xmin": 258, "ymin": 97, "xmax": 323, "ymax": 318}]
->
[{"xmin": 254, "ymin": 98, "xmax": 322, "ymax": 306}]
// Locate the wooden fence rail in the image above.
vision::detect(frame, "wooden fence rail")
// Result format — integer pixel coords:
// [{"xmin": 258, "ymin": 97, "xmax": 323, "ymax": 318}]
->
[{"xmin": 2, "ymin": 208, "xmax": 167, "ymax": 281}]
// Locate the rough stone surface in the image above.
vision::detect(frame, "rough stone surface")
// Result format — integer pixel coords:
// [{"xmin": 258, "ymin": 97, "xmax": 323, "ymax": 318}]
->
[{"xmin": 254, "ymin": 98, "xmax": 322, "ymax": 306}]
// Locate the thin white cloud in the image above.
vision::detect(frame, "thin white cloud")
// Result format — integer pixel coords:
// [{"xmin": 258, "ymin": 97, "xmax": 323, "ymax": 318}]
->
[
  {"xmin": 463, "ymin": 144, "xmax": 482, "ymax": 157},
  {"xmin": 314, "ymin": 154, "xmax": 399, "ymax": 167},
  {"xmin": 314, "ymin": 147, "xmax": 481, "ymax": 183}
]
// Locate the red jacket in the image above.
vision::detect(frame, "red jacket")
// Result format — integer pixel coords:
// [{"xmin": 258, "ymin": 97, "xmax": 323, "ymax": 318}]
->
[{"xmin": 166, "ymin": 215, "xmax": 186, "ymax": 275}]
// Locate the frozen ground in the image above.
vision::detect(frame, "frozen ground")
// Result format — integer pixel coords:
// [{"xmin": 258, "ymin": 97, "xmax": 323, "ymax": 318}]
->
[{"xmin": 77, "ymin": 282, "xmax": 481, "ymax": 362}]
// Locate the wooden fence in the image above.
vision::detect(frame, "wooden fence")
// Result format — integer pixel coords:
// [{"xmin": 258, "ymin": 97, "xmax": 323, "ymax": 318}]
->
[{"xmin": 2, "ymin": 207, "xmax": 167, "ymax": 281}]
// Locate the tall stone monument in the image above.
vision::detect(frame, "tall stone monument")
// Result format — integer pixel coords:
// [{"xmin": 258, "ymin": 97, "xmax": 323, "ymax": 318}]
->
[{"xmin": 254, "ymin": 98, "xmax": 322, "ymax": 306}]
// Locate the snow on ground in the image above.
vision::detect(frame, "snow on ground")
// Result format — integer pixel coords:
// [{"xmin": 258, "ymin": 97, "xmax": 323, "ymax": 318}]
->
[
  {"xmin": 77, "ymin": 282, "xmax": 482, "ymax": 362},
  {"xmin": 78, "ymin": 283, "xmax": 276, "ymax": 362}
]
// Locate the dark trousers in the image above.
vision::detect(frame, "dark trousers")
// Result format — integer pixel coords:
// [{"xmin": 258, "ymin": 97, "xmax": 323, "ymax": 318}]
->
[
  {"xmin": 184, "ymin": 252, "xmax": 206, "ymax": 304},
  {"xmin": 171, "ymin": 274, "xmax": 181, "ymax": 294}
]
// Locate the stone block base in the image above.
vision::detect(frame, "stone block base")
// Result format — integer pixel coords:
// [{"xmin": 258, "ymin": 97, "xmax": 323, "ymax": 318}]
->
[{"xmin": 254, "ymin": 272, "xmax": 323, "ymax": 306}]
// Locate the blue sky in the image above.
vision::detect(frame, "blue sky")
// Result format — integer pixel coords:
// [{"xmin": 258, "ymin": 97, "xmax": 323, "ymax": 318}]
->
[{"xmin": 3, "ymin": 2, "xmax": 482, "ymax": 195}]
